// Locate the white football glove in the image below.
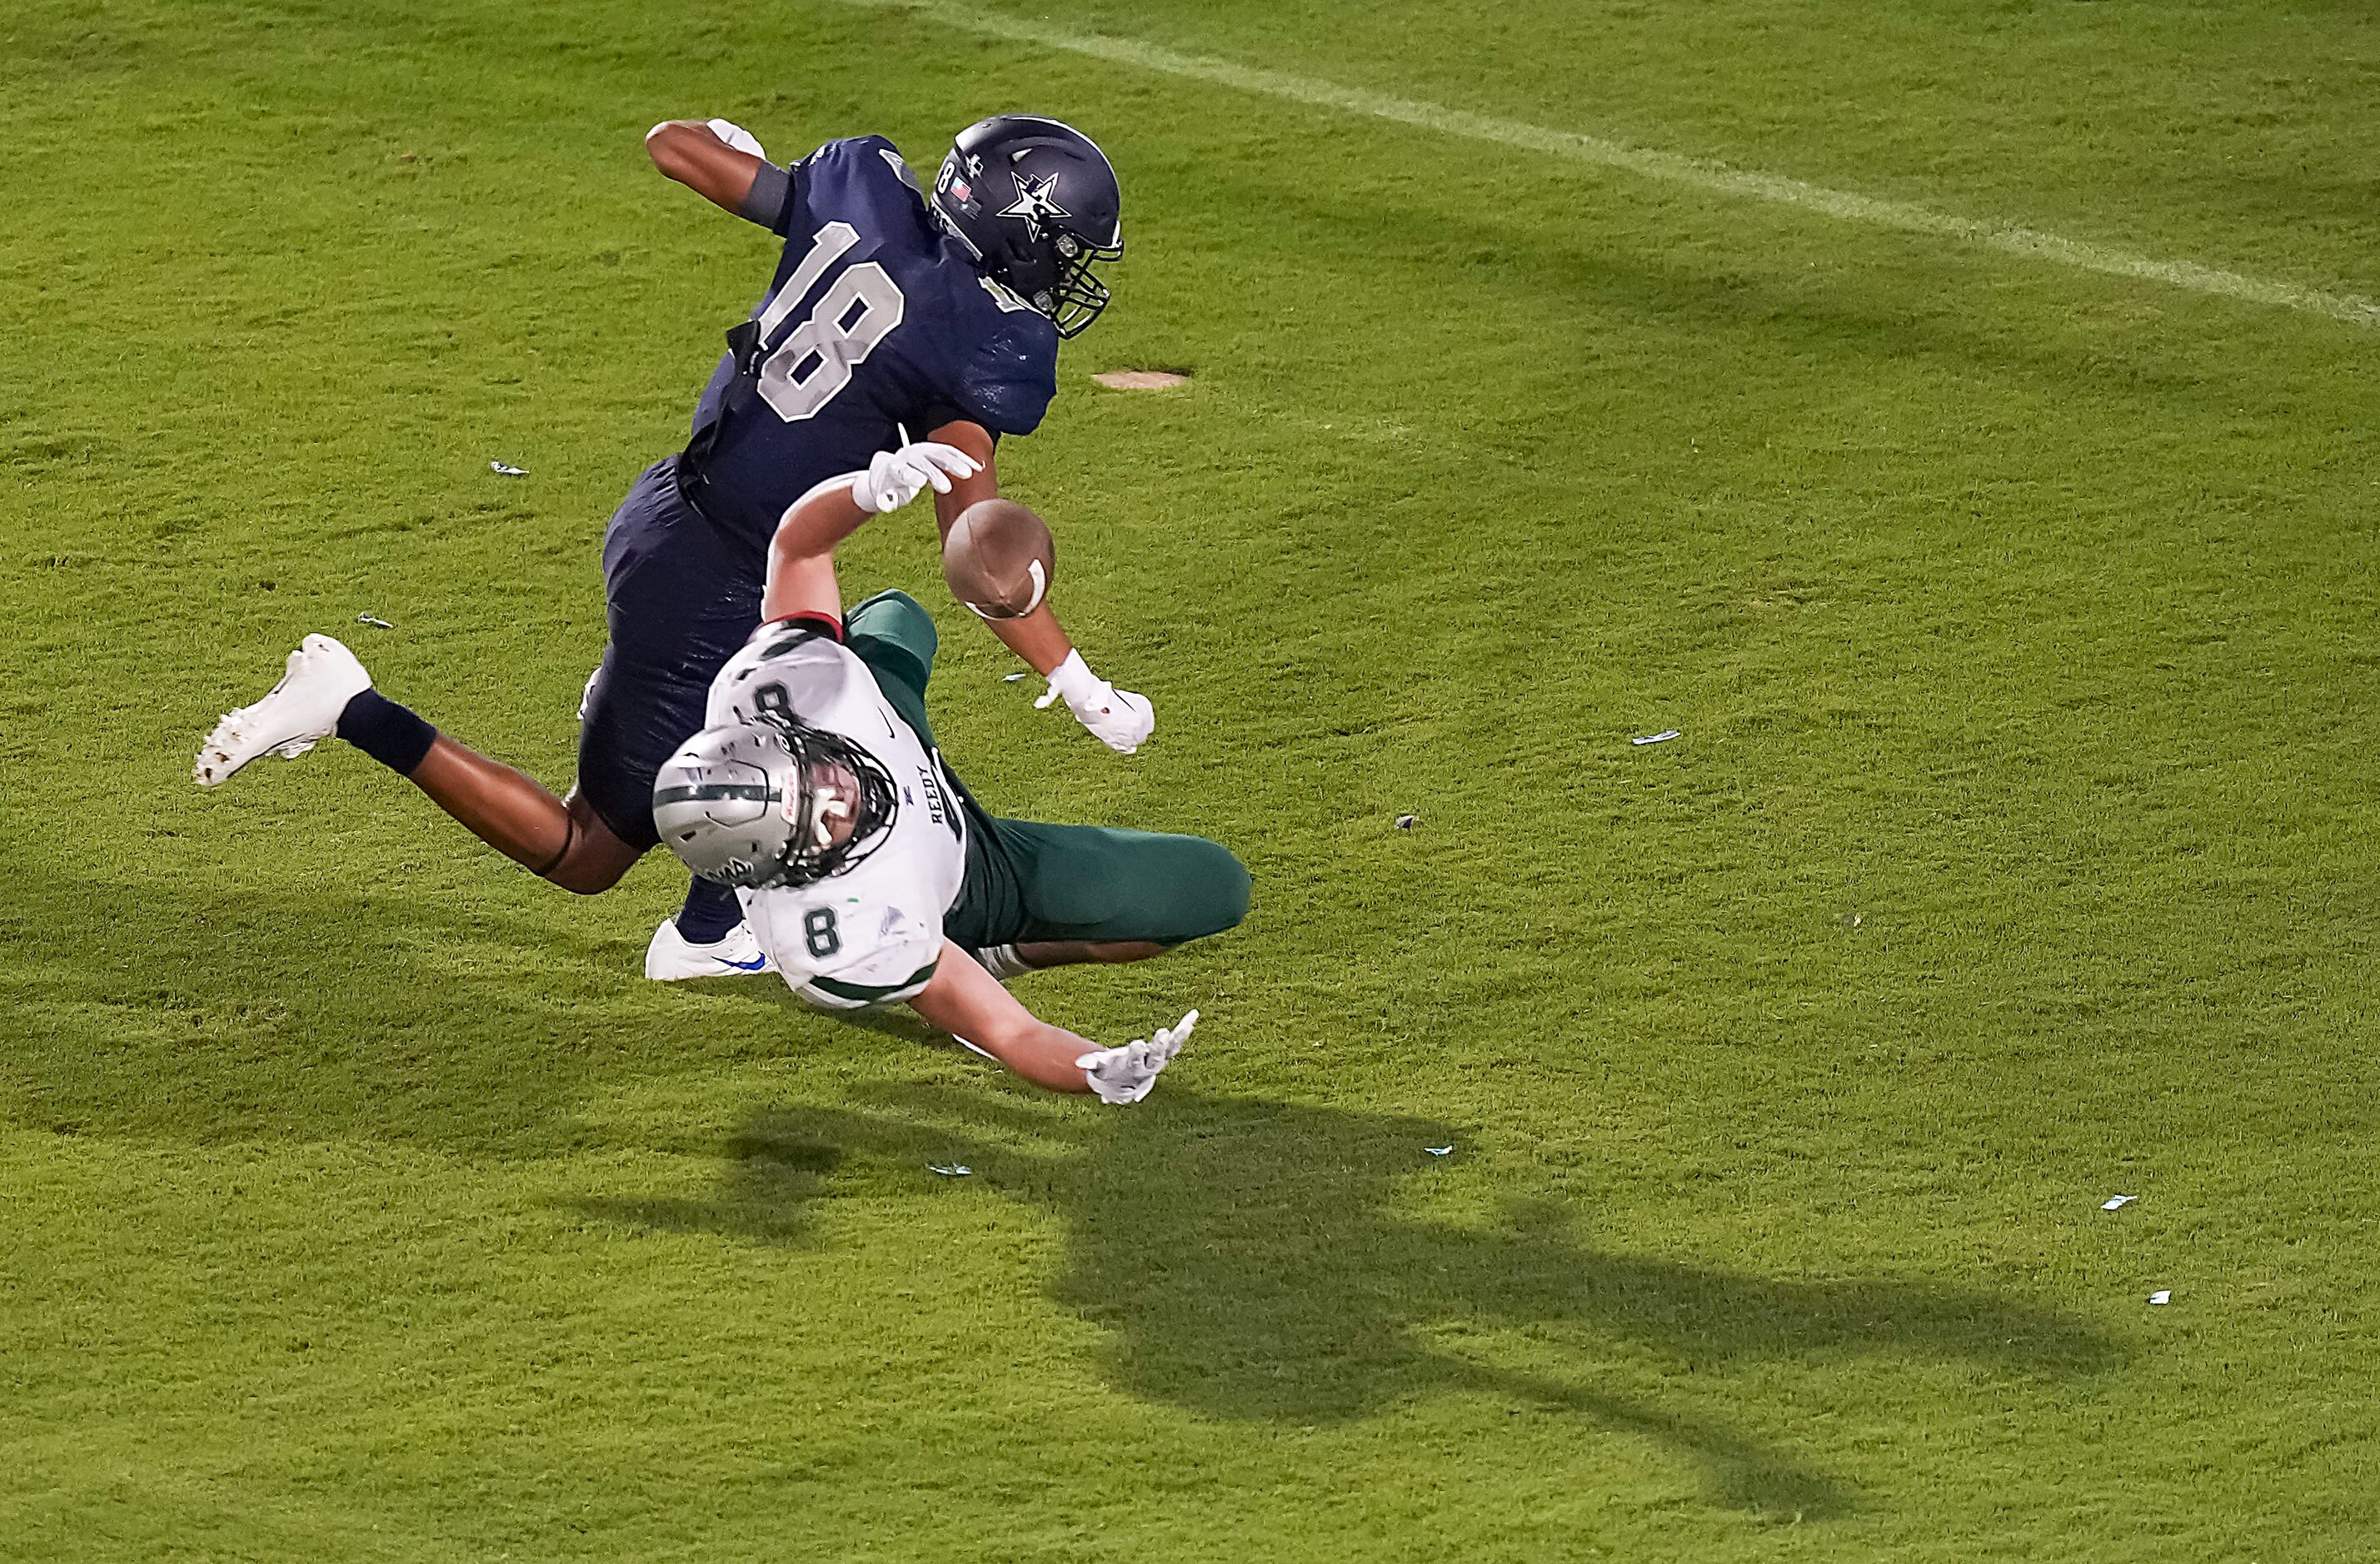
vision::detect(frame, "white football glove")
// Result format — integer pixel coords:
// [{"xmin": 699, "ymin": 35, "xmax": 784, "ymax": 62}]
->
[
  {"xmin": 705, "ymin": 118, "xmax": 766, "ymax": 159},
  {"xmin": 848, "ymin": 441, "xmax": 980, "ymax": 515},
  {"xmin": 1035, "ymin": 650, "xmax": 1155, "ymax": 754},
  {"xmin": 1075, "ymin": 1009, "xmax": 1198, "ymax": 1106}
]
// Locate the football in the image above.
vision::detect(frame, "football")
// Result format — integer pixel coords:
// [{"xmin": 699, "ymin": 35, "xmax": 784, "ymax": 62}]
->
[{"xmin": 941, "ymin": 497, "xmax": 1056, "ymax": 620}]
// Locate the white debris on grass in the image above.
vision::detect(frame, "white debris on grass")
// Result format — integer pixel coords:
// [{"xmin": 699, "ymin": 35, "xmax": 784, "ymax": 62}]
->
[
  {"xmin": 929, "ymin": 1164, "xmax": 973, "ymax": 1177},
  {"xmin": 1425, "ymin": 1146, "xmax": 1454, "ymax": 1157},
  {"xmin": 357, "ymin": 614, "xmax": 394, "ymax": 629},
  {"xmin": 2149, "ymin": 1290, "xmax": 2173, "ymax": 1305},
  {"xmin": 490, "ymin": 461, "xmax": 528, "ymax": 476},
  {"xmin": 2102, "ymin": 1194, "xmax": 2138, "ymax": 1211},
  {"xmin": 1395, "ymin": 814, "xmax": 1418, "ymax": 829},
  {"xmin": 1633, "ymin": 730, "xmax": 1682, "ymax": 745},
  {"xmin": 1003, "ymin": 671, "xmax": 1030, "ymax": 682}
]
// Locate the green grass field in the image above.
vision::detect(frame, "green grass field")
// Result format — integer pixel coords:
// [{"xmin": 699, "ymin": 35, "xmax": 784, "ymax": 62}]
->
[{"xmin": 5, "ymin": 0, "xmax": 2378, "ymax": 1557}]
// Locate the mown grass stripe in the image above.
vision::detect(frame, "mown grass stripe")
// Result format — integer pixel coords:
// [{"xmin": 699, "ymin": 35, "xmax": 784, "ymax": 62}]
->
[{"xmin": 837, "ymin": 0, "xmax": 2380, "ymax": 331}]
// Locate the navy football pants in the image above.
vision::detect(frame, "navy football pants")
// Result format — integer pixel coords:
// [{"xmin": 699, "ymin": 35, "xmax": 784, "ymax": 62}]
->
[{"xmin": 576, "ymin": 458, "xmax": 763, "ymax": 850}]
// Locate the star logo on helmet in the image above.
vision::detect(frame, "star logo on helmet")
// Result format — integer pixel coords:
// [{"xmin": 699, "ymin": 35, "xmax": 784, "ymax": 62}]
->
[{"xmin": 998, "ymin": 172, "xmax": 1071, "ymax": 242}]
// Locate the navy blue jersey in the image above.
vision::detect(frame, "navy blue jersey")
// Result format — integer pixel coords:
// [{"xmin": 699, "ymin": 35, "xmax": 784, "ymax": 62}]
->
[{"xmin": 680, "ymin": 136, "xmax": 1060, "ymax": 550}]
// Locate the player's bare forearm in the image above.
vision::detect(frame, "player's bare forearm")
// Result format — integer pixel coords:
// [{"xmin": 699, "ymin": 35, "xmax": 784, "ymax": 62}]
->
[
  {"xmin": 761, "ymin": 476, "xmax": 866, "ymax": 622},
  {"xmin": 981, "ymin": 604, "xmax": 1075, "ymax": 675},
  {"xmin": 645, "ymin": 120, "xmax": 763, "ymax": 213},
  {"xmin": 764, "ymin": 444, "xmax": 981, "ymax": 620},
  {"xmin": 926, "ymin": 419, "xmax": 1000, "ymax": 540},
  {"xmin": 907, "ymin": 940, "xmax": 1095, "ymax": 1093}
]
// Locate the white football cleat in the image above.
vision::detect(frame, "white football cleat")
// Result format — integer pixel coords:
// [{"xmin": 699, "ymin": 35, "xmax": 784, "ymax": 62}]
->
[
  {"xmin": 645, "ymin": 917, "xmax": 776, "ymax": 980},
  {"xmin": 193, "ymin": 634, "xmax": 373, "ymax": 788},
  {"xmin": 970, "ymin": 944, "xmax": 1033, "ymax": 983}
]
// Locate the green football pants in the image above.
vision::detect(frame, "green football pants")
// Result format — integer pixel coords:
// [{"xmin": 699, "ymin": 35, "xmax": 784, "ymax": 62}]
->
[{"xmin": 844, "ymin": 590, "xmax": 1251, "ymax": 952}]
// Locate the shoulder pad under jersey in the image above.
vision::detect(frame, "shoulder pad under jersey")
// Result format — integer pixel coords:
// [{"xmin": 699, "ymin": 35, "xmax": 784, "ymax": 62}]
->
[{"xmin": 951, "ymin": 309, "xmax": 1060, "ymax": 436}]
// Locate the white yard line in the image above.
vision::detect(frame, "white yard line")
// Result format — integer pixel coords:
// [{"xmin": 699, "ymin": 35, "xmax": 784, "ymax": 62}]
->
[{"xmin": 835, "ymin": 0, "xmax": 2380, "ymax": 331}]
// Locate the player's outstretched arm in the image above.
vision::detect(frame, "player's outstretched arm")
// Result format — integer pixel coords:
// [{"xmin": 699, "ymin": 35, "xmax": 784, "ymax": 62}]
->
[
  {"xmin": 908, "ymin": 944, "xmax": 1097, "ymax": 1093},
  {"xmin": 645, "ymin": 118, "xmax": 770, "ymax": 216},
  {"xmin": 761, "ymin": 443, "xmax": 983, "ymax": 622},
  {"xmin": 926, "ymin": 419, "xmax": 1157, "ymax": 755},
  {"xmin": 906, "ymin": 941, "xmax": 1195, "ymax": 1103}
]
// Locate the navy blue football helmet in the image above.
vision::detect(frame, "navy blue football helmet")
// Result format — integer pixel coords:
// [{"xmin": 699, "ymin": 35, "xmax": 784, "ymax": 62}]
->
[{"xmin": 931, "ymin": 115, "xmax": 1122, "ymax": 337}]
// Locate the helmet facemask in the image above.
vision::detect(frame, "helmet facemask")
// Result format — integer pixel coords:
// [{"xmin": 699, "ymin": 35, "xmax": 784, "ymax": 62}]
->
[
  {"xmin": 1045, "ymin": 230, "xmax": 1121, "ymax": 337},
  {"xmin": 776, "ymin": 721, "xmax": 899, "ymax": 885}
]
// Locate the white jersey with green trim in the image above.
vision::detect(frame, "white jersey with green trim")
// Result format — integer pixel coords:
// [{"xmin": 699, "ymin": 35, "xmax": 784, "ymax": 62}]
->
[{"xmin": 706, "ymin": 620, "xmax": 967, "ymax": 1010}]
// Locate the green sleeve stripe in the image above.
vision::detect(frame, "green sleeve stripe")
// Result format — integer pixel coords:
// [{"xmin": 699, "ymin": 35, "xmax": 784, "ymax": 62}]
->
[{"xmin": 807, "ymin": 961, "xmax": 940, "ymax": 1004}]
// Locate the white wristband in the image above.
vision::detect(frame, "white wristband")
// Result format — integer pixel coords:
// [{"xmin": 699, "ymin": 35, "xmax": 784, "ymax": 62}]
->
[{"xmin": 1046, "ymin": 650, "xmax": 1101, "ymax": 705}]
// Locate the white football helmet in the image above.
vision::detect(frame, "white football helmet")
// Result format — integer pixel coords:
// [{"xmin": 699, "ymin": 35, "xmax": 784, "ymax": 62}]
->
[{"xmin": 651, "ymin": 715, "xmax": 897, "ymax": 889}]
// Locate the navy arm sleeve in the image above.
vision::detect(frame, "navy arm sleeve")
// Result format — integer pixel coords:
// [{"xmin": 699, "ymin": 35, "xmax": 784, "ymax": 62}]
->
[{"xmin": 737, "ymin": 161, "xmax": 795, "ymax": 231}]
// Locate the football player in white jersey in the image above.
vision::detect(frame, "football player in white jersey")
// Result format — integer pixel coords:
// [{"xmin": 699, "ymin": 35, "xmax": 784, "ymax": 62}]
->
[{"xmin": 649, "ymin": 441, "xmax": 1248, "ymax": 1103}]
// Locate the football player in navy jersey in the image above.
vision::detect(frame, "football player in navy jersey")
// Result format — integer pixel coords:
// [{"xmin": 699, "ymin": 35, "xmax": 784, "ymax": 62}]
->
[{"xmin": 194, "ymin": 113, "xmax": 1151, "ymax": 978}]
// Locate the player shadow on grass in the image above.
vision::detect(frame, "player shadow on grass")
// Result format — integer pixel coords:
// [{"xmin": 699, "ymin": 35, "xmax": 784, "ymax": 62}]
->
[
  {"xmin": 0, "ymin": 866, "xmax": 674, "ymax": 1153},
  {"xmin": 576, "ymin": 1066, "xmax": 2120, "ymax": 1520}
]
